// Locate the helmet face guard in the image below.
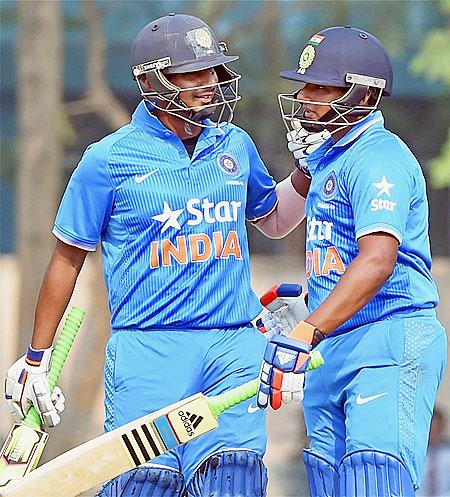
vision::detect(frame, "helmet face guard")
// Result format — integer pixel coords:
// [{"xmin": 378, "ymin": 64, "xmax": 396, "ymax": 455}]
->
[
  {"xmin": 131, "ymin": 14, "xmax": 241, "ymax": 129},
  {"xmin": 278, "ymin": 26, "xmax": 393, "ymax": 135},
  {"xmin": 133, "ymin": 61, "xmax": 241, "ymax": 129},
  {"xmin": 278, "ymin": 73, "xmax": 385, "ymax": 134}
]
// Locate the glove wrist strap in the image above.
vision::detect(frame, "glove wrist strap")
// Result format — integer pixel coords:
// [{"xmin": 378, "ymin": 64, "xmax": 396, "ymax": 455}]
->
[
  {"xmin": 25, "ymin": 345, "xmax": 53, "ymax": 373},
  {"xmin": 288, "ymin": 321, "xmax": 325, "ymax": 347}
]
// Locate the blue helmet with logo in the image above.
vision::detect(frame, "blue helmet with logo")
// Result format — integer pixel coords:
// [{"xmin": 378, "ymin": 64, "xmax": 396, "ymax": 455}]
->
[
  {"xmin": 278, "ymin": 26, "xmax": 393, "ymax": 133},
  {"xmin": 131, "ymin": 13, "xmax": 241, "ymax": 128}
]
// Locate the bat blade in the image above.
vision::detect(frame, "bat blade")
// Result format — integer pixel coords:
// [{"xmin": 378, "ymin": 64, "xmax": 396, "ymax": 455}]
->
[
  {"xmin": 0, "ymin": 307, "xmax": 85, "ymax": 489},
  {"xmin": 2, "ymin": 350, "xmax": 323, "ymax": 497},
  {"xmin": 0, "ymin": 392, "xmax": 219, "ymax": 497}
]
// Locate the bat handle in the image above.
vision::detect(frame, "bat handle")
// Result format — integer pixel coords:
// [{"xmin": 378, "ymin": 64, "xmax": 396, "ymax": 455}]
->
[
  {"xmin": 207, "ymin": 350, "xmax": 324, "ymax": 418},
  {"xmin": 23, "ymin": 307, "xmax": 86, "ymax": 430}
]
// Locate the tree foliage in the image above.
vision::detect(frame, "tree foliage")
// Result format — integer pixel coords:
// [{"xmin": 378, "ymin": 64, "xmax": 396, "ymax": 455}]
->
[{"xmin": 411, "ymin": 0, "xmax": 450, "ymax": 188}]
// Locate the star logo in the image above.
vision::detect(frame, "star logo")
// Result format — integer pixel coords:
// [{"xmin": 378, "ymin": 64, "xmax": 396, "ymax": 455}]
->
[
  {"xmin": 152, "ymin": 201, "xmax": 184, "ymax": 234},
  {"xmin": 372, "ymin": 175, "xmax": 395, "ymax": 197}
]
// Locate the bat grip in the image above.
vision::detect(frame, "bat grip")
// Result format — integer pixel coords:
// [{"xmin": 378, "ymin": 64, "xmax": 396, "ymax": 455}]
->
[
  {"xmin": 207, "ymin": 350, "xmax": 324, "ymax": 418},
  {"xmin": 23, "ymin": 307, "xmax": 86, "ymax": 429}
]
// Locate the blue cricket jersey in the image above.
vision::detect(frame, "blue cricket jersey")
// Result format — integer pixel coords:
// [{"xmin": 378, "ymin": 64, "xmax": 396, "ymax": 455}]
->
[
  {"xmin": 305, "ymin": 111, "xmax": 439, "ymax": 334},
  {"xmin": 53, "ymin": 101, "xmax": 277, "ymax": 330}
]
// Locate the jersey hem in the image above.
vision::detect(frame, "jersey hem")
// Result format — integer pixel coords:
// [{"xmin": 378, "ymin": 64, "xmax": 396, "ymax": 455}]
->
[
  {"xmin": 356, "ymin": 224, "xmax": 403, "ymax": 243},
  {"xmin": 247, "ymin": 198, "xmax": 279, "ymax": 223},
  {"xmin": 52, "ymin": 227, "xmax": 96, "ymax": 251}
]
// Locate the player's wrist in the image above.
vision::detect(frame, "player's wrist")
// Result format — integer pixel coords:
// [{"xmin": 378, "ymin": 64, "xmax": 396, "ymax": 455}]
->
[
  {"xmin": 25, "ymin": 345, "xmax": 52, "ymax": 373},
  {"xmin": 288, "ymin": 320, "xmax": 325, "ymax": 347}
]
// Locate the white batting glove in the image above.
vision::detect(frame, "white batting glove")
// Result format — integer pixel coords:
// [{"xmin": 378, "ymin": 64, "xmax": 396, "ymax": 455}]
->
[
  {"xmin": 287, "ymin": 120, "xmax": 330, "ymax": 177},
  {"xmin": 256, "ymin": 284, "xmax": 310, "ymax": 406},
  {"xmin": 5, "ymin": 347, "xmax": 65, "ymax": 428},
  {"xmin": 280, "ymin": 372, "xmax": 305, "ymax": 404},
  {"xmin": 257, "ymin": 292, "xmax": 309, "ymax": 339}
]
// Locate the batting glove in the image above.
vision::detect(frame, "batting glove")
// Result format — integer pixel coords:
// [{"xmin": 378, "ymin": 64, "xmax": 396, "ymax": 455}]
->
[
  {"xmin": 287, "ymin": 120, "xmax": 330, "ymax": 178},
  {"xmin": 256, "ymin": 283, "xmax": 309, "ymax": 340},
  {"xmin": 5, "ymin": 346, "xmax": 65, "ymax": 428},
  {"xmin": 257, "ymin": 334, "xmax": 312, "ymax": 410}
]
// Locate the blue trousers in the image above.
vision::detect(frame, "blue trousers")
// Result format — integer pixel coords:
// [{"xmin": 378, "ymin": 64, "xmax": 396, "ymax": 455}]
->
[
  {"xmin": 103, "ymin": 325, "xmax": 267, "ymax": 484},
  {"xmin": 303, "ymin": 311, "xmax": 447, "ymax": 488}
]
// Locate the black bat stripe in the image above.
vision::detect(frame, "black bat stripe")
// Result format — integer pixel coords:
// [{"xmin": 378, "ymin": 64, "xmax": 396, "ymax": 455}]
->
[
  {"xmin": 121, "ymin": 434, "xmax": 142, "ymax": 467},
  {"xmin": 132, "ymin": 429, "xmax": 150, "ymax": 462},
  {"xmin": 142, "ymin": 423, "xmax": 161, "ymax": 457},
  {"xmin": 192, "ymin": 415, "xmax": 203, "ymax": 429}
]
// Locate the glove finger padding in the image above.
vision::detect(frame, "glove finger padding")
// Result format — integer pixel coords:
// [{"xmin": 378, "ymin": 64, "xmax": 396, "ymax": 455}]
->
[
  {"xmin": 257, "ymin": 291, "xmax": 309, "ymax": 339},
  {"xmin": 258, "ymin": 335, "xmax": 311, "ymax": 410},
  {"xmin": 51, "ymin": 385, "xmax": 66, "ymax": 413},
  {"xmin": 5, "ymin": 355, "xmax": 29, "ymax": 420},
  {"xmin": 281, "ymin": 372, "xmax": 305, "ymax": 404},
  {"xmin": 256, "ymin": 312, "xmax": 284, "ymax": 341},
  {"xmin": 4, "ymin": 346, "xmax": 64, "ymax": 428},
  {"xmin": 32, "ymin": 379, "xmax": 61, "ymax": 428}
]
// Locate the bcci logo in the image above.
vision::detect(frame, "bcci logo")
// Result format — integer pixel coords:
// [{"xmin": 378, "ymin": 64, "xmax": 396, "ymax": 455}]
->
[
  {"xmin": 216, "ymin": 153, "xmax": 240, "ymax": 176},
  {"xmin": 322, "ymin": 171, "xmax": 337, "ymax": 200},
  {"xmin": 297, "ymin": 45, "xmax": 315, "ymax": 74}
]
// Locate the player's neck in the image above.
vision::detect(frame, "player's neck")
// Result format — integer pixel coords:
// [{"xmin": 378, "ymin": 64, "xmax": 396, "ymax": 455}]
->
[
  {"xmin": 330, "ymin": 126, "xmax": 351, "ymax": 143},
  {"xmin": 155, "ymin": 110, "xmax": 202, "ymax": 140}
]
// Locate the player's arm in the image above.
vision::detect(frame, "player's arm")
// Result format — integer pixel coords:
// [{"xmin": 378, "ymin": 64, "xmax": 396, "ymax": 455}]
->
[
  {"xmin": 252, "ymin": 172, "xmax": 306, "ymax": 239},
  {"xmin": 32, "ymin": 239, "xmax": 88, "ymax": 349},
  {"xmin": 305, "ymin": 232, "xmax": 398, "ymax": 334},
  {"xmin": 4, "ymin": 240, "xmax": 87, "ymax": 428},
  {"xmin": 252, "ymin": 126, "xmax": 328, "ymax": 238},
  {"xmin": 257, "ymin": 233, "xmax": 398, "ymax": 409}
]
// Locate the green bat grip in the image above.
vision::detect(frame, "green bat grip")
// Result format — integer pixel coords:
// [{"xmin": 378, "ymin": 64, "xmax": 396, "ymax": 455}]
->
[
  {"xmin": 207, "ymin": 350, "xmax": 324, "ymax": 418},
  {"xmin": 23, "ymin": 307, "xmax": 86, "ymax": 430}
]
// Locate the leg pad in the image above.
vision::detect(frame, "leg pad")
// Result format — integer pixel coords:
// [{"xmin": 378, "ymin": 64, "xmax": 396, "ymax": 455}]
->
[
  {"xmin": 303, "ymin": 449, "xmax": 339, "ymax": 497},
  {"xmin": 187, "ymin": 449, "xmax": 267, "ymax": 497},
  {"xmin": 339, "ymin": 450, "xmax": 415, "ymax": 497},
  {"xmin": 96, "ymin": 465, "xmax": 185, "ymax": 497}
]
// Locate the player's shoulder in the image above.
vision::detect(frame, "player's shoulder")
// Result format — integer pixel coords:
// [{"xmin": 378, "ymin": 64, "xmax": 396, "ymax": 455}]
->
[
  {"xmin": 83, "ymin": 123, "xmax": 138, "ymax": 161},
  {"xmin": 220, "ymin": 122, "xmax": 259, "ymax": 151},
  {"xmin": 347, "ymin": 125, "xmax": 421, "ymax": 175}
]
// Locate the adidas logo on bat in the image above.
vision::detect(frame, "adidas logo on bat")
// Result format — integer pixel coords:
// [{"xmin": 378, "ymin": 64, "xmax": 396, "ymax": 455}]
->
[{"xmin": 177, "ymin": 411, "xmax": 204, "ymax": 437}]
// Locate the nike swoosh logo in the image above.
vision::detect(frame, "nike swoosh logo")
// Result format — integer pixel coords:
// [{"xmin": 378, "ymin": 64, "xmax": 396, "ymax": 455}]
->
[
  {"xmin": 247, "ymin": 403, "xmax": 260, "ymax": 414},
  {"xmin": 134, "ymin": 169, "xmax": 159, "ymax": 183},
  {"xmin": 356, "ymin": 392, "xmax": 387, "ymax": 405}
]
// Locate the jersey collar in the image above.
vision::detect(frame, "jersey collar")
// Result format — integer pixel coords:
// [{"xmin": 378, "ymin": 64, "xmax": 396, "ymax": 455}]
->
[
  {"xmin": 332, "ymin": 110, "xmax": 384, "ymax": 148},
  {"xmin": 307, "ymin": 110, "xmax": 384, "ymax": 171},
  {"xmin": 132, "ymin": 100, "xmax": 224, "ymax": 140}
]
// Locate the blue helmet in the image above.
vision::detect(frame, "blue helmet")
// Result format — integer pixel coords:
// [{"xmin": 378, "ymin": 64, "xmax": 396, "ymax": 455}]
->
[
  {"xmin": 278, "ymin": 26, "xmax": 393, "ymax": 133},
  {"xmin": 131, "ymin": 13, "xmax": 241, "ymax": 128}
]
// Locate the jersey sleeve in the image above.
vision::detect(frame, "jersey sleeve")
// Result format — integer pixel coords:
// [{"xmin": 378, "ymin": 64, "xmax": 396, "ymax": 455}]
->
[
  {"xmin": 345, "ymin": 144, "xmax": 414, "ymax": 244},
  {"xmin": 240, "ymin": 131, "xmax": 277, "ymax": 221},
  {"xmin": 53, "ymin": 143, "xmax": 115, "ymax": 250}
]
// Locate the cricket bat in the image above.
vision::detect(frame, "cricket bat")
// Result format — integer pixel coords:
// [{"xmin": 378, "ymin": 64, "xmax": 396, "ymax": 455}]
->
[
  {"xmin": 0, "ymin": 307, "xmax": 86, "ymax": 489},
  {"xmin": 1, "ymin": 351, "xmax": 324, "ymax": 497}
]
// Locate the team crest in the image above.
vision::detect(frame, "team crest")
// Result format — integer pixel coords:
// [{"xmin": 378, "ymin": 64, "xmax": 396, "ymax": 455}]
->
[
  {"xmin": 216, "ymin": 153, "xmax": 240, "ymax": 176},
  {"xmin": 186, "ymin": 28, "xmax": 214, "ymax": 56},
  {"xmin": 297, "ymin": 45, "xmax": 315, "ymax": 74},
  {"xmin": 322, "ymin": 171, "xmax": 337, "ymax": 199}
]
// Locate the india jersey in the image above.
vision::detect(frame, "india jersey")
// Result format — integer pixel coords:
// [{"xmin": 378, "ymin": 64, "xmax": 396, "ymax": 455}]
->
[
  {"xmin": 53, "ymin": 101, "xmax": 277, "ymax": 330},
  {"xmin": 305, "ymin": 111, "xmax": 439, "ymax": 334}
]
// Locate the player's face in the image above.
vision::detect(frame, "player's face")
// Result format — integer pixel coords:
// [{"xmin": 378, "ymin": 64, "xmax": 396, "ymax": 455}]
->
[
  {"xmin": 167, "ymin": 68, "xmax": 219, "ymax": 109},
  {"xmin": 297, "ymin": 83, "xmax": 346, "ymax": 121}
]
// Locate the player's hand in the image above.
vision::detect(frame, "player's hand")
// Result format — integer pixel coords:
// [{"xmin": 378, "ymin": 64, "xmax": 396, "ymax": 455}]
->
[
  {"xmin": 257, "ymin": 334, "xmax": 312, "ymax": 410},
  {"xmin": 256, "ymin": 283, "xmax": 309, "ymax": 340},
  {"xmin": 287, "ymin": 120, "xmax": 330, "ymax": 178},
  {"xmin": 5, "ymin": 347, "xmax": 66, "ymax": 428}
]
